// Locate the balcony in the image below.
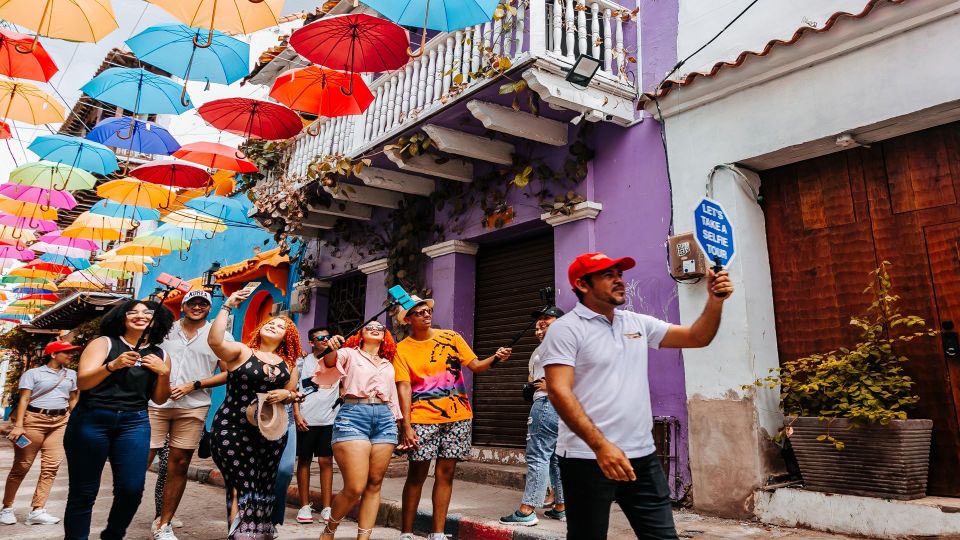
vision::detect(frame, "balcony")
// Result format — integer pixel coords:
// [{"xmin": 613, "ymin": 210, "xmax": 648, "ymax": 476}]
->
[{"xmin": 280, "ymin": 0, "xmax": 640, "ymax": 181}]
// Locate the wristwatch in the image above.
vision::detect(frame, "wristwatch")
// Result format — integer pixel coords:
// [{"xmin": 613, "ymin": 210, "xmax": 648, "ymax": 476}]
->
[{"xmin": 193, "ymin": 380, "xmax": 202, "ymax": 391}]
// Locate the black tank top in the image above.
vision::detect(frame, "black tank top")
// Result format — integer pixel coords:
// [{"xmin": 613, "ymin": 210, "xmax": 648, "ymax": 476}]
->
[{"xmin": 80, "ymin": 336, "xmax": 164, "ymax": 411}]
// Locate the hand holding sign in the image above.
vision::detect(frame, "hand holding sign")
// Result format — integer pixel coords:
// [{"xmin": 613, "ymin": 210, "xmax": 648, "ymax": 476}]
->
[{"xmin": 694, "ymin": 197, "xmax": 735, "ymax": 298}]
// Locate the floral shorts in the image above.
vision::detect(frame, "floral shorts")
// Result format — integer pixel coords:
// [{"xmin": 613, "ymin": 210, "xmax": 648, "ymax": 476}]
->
[{"xmin": 408, "ymin": 419, "xmax": 472, "ymax": 462}]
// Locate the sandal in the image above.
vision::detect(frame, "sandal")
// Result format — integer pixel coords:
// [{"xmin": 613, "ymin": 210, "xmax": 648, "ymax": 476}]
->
[
  {"xmin": 320, "ymin": 514, "xmax": 342, "ymax": 540},
  {"xmin": 357, "ymin": 526, "xmax": 373, "ymax": 539}
]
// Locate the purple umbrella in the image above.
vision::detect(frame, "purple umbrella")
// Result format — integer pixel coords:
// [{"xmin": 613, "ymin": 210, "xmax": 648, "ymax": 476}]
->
[
  {"xmin": 0, "ymin": 244, "xmax": 36, "ymax": 261},
  {"xmin": 0, "ymin": 183, "xmax": 77, "ymax": 210},
  {"xmin": 36, "ymin": 231, "xmax": 98, "ymax": 251},
  {"xmin": 0, "ymin": 212, "xmax": 57, "ymax": 232}
]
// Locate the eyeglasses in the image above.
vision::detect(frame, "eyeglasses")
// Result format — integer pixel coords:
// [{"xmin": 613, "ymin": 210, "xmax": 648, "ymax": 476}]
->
[
  {"xmin": 409, "ymin": 308, "xmax": 432, "ymax": 318},
  {"xmin": 125, "ymin": 310, "xmax": 155, "ymax": 318},
  {"xmin": 364, "ymin": 323, "xmax": 385, "ymax": 332},
  {"xmin": 312, "ymin": 335, "xmax": 330, "ymax": 342},
  {"xmin": 184, "ymin": 301, "xmax": 210, "ymax": 308}
]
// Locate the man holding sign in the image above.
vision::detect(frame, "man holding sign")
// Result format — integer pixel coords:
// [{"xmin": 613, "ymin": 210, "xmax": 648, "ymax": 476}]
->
[{"xmin": 541, "ymin": 252, "xmax": 732, "ymax": 539}]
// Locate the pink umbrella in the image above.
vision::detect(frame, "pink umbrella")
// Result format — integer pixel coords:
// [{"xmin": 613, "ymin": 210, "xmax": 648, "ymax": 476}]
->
[
  {"xmin": 36, "ymin": 231, "xmax": 98, "ymax": 251},
  {"xmin": 129, "ymin": 159, "xmax": 212, "ymax": 189},
  {"xmin": 0, "ymin": 212, "xmax": 57, "ymax": 232},
  {"xmin": 0, "ymin": 183, "xmax": 77, "ymax": 210},
  {"xmin": 0, "ymin": 243, "xmax": 36, "ymax": 261}
]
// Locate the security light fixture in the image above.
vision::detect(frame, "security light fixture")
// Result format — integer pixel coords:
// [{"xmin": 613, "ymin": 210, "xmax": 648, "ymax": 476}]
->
[
  {"xmin": 565, "ymin": 54, "xmax": 602, "ymax": 87},
  {"xmin": 202, "ymin": 261, "xmax": 222, "ymax": 297}
]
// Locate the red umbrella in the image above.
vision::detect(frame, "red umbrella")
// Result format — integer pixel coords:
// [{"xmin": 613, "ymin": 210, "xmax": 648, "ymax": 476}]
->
[
  {"xmin": 289, "ymin": 14, "xmax": 408, "ymax": 95},
  {"xmin": 0, "ymin": 29, "xmax": 58, "ymax": 82},
  {"xmin": 172, "ymin": 142, "xmax": 258, "ymax": 173},
  {"xmin": 270, "ymin": 67, "xmax": 374, "ymax": 118},
  {"xmin": 0, "ymin": 121, "xmax": 10, "ymax": 140},
  {"xmin": 21, "ymin": 264, "xmax": 70, "ymax": 276},
  {"xmin": 197, "ymin": 98, "xmax": 302, "ymax": 141},
  {"xmin": 129, "ymin": 159, "xmax": 212, "ymax": 189}
]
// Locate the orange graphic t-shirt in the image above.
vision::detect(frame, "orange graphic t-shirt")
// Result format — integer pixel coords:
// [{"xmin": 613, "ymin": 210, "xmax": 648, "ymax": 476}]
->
[{"xmin": 394, "ymin": 329, "xmax": 477, "ymax": 424}]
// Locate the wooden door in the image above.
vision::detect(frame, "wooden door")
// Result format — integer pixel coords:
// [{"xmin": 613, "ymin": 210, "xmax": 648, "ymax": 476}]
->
[{"xmin": 762, "ymin": 123, "xmax": 960, "ymax": 496}]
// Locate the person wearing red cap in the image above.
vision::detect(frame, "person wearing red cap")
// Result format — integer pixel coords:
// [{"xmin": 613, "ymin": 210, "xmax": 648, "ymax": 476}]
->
[
  {"xmin": 541, "ymin": 252, "xmax": 733, "ymax": 539},
  {"xmin": 2, "ymin": 341, "xmax": 79, "ymax": 527}
]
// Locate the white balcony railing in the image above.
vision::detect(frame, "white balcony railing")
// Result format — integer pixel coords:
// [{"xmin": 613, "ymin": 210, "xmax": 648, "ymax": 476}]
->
[{"xmin": 285, "ymin": 0, "xmax": 638, "ymax": 178}]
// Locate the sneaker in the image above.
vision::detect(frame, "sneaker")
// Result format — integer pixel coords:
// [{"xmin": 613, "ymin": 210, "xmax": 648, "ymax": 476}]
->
[
  {"xmin": 426, "ymin": 534, "xmax": 451, "ymax": 540},
  {"xmin": 544, "ymin": 508, "xmax": 566, "ymax": 522},
  {"xmin": 399, "ymin": 534, "xmax": 416, "ymax": 540},
  {"xmin": 296, "ymin": 504, "xmax": 313, "ymax": 523},
  {"xmin": 499, "ymin": 510, "xmax": 539, "ymax": 526},
  {"xmin": 154, "ymin": 523, "xmax": 178, "ymax": 540},
  {"xmin": 0, "ymin": 507, "xmax": 16, "ymax": 525},
  {"xmin": 320, "ymin": 506, "xmax": 332, "ymax": 522},
  {"xmin": 25, "ymin": 508, "xmax": 60, "ymax": 525},
  {"xmin": 172, "ymin": 517, "xmax": 183, "ymax": 528}
]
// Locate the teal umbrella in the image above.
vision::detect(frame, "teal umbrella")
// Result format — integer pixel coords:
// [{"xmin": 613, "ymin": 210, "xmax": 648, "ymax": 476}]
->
[{"xmin": 361, "ymin": 0, "xmax": 498, "ymax": 56}]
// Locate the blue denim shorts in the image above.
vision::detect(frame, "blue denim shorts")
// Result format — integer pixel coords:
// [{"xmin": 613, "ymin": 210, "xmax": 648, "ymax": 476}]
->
[{"xmin": 331, "ymin": 403, "xmax": 398, "ymax": 445}]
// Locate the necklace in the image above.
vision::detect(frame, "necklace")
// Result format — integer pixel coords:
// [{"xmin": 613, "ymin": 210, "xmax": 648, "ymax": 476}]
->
[
  {"xmin": 254, "ymin": 349, "xmax": 284, "ymax": 379},
  {"xmin": 356, "ymin": 348, "xmax": 382, "ymax": 365}
]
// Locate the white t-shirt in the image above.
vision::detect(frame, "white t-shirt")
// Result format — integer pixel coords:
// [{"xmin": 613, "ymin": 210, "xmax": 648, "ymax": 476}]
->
[
  {"xmin": 528, "ymin": 344, "xmax": 548, "ymax": 401},
  {"xmin": 539, "ymin": 302, "xmax": 671, "ymax": 460},
  {"xmin": 20, "ymin": 366, "xmax": 77, "ymax": 410},
  {"xmin": 151, "ymin": 320, "xmax": 234, "ymax": 409},
  {"xmin": 296, "ymin": 354, "xmax": 340, "ymax": 426}
]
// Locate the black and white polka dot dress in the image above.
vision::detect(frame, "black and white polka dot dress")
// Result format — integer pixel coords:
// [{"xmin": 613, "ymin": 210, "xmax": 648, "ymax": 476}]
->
[{"xmin": 210, "ymin": 354, "xmax": 290, "ymax": 539}]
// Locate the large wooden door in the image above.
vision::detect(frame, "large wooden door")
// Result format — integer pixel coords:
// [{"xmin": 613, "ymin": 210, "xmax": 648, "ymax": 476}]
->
[{"xmin": 762, "ymin": 123, "xmax": 960, "ymax": 496}]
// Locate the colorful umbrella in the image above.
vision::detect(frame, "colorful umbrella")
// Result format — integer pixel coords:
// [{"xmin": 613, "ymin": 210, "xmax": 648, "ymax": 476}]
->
[
  {"xmin": 81, "ymin": 67, "xmax": 193, "ymax": 140},
  {"xmin": 0, "ymin": 197, "xmax": 57, "ymax": 222},
  {"xmin": 289, "ymin": 14, "xmax": 407, "ymax": 94},
  {"xmin": 0, "ymin": 212, "xmax": 57, "ymax": 232},
  {"xmin": 85, "ymin": 265, "xmax": 131, "ymax": 279},
  {"xmin": 37, "ymin": 253, "xmax": 91, "ymax": 270},
  {"xmin": 28, "ymin": 134, "xmax": 119, "ymax": 176},
  {"xmin": 112, "ymin": 243, "xmax": 172, "ymax": 257},
  {"xmin": 0, "ymin": 121, "xmax": 10, "ymax": 140},
  {"xmin": 183, "ymin": 194, "xmax": 248, "ymax": 224},
  {"xmin": 9, "ymin": 161, "xmax": 97, "ymax": 191},
  {"xmin": 31, "ymin": 242, "xmax": 90, "ymax": 258},
  {"xmin": 0, "ymin": 184, "xmax": 77, "ymax": 210},
  {"xmin": 172, "ymin": 142, "xmax": 257, "ymax": 173},
  {"xmin": 197, "ymin": 98, "xmax": 302, "ymax": 140},
  {"xmin": 11, "ymin": 284, "xmax": 57, "ymax": 293},
  {"xmin": 35, "ymin": 232, "xmax": 98, "ymax": 252},
  {"xmin": 0, "ymin": 226, "xmax": 36, "ymax": 244},
  {"xmin": 61, "ymin": 212, "xmax": 133, "ymax": 241},
  {"xmin": 21, "ymin": 263, "xmax": 70, "ymax": 276},
  {"xmin": 8, "ymin": 267, "xmax": 59, "ymax": 280},
  {"xmin": 270, "ymin": 66, "xmax": 374, "ymax": 119},
  {"xmin": 89, "ymin": 200, "xmax": 161, "ymax": 222},
  {"xmin": 10, "ymin": 299, "xmax": 55, "ymax": 308},
  {"xmin": 162, "ymin": 209, "xmax": 227, "ymax": 233},
  {"xmin": 146, "ymin": 0, "xmax": 285, "ymax": 47},
  {"xmin": 126, "ymin": 24, "xmax": 249, "ymax": 106},
  {"xmin": 0, "ymin": 0, "xmax": 118, "ymax": 52},
  {"xmin": 129, "ymin": 159, "xmax": 212, "ymax": 189},
  {"xmin": 130, "ymin": 233, "xmax": 190, "ymax": 252},
  {"xmin": 0, "ymin": 29, "xmax": 58, "ymax": 82},
  {"xmin": 97, "ymin": 257, "xmax": 151, "ymax": 273},
  {"xmin": 59, "ymin": 270, "xmax": 113, "ymax": 289},
  {"xmin": 96, "ymin": 179, "xmax": 173, "ymax": 209},
  {"xmin": 86, "ymin": 117, "xmax": 180, "ymax": 155},
  {"xmin": 362, "ymin": 0, "xmax": 497, "ymax": 56},
  {"xmin": 0, "ymin": 275, "xmax": 50, "ymax": 285},
  {"xmin": 0, "ymin": 244, "xmax": 35, "ymax": 262},
  {"xmin": 0, "ymin": 80, "xmax": 64, "ymax": 124}
]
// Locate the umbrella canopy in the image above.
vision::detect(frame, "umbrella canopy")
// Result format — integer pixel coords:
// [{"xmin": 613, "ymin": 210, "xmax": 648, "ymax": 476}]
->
[
  {"xmin": 10, "ymin": 299, "xmax": 55, "ymax": 308},
  {"xmin": 11, "ymin": 284, "xmax": 57, "ymax": 293},
  {"xmin": 112, "ymin": 243, "xmax": 172, "ymax": 257},
  {"xmin": 7, "ymin": 267, "xmax": 58, "ymax": 280},
  {"xmin": 0, "ymin": 213, "xmax": 57, "ymax": 232},
  {"xmin": 86, "ymin": 117, "xmax": 180, "ymax": 155},
  {"xmin": 126, "ymin": 24, "xmax": 249, "ymax": 88},
  {"xmin": 97, "ymin": 257, "xmax": 151, "ymax": 273},
  {"xmin": 38, "ymin": 253, "xmax": 91, "ymax": 270},
  {"xmin": 270, "ymin": 66, "xmax": 374, "ymax": 117},
  {"xmin": 0, "ymin": 29, "xmax": 58, "ymax": 82},
  {"xmin": 362, "ymin": 0, "xmax": 497, "ymax": 56},
  {"xmin": 0, "ymin": 121, "xmax": 10, "ymax": 140},
  {"xmin": 289, "ymin": 14, "xmax": 407, "ymax": 89},
  {"xmin": 0, "ymin": 244, "xmax": 35, "ymax": 261},
  {"xmin": 0, "ymin": 225, "xmax": 36, "ymax": 243},
  {"xmin": 9, "ymin": 161, "xmax": 97, "ymax": 191},
  {"xmin": 172, "ymin": 142, "xmax": 257, "ymax": 173},
  {"xmin": 85, "ymin": 265, "xmax": 131, "ymax": 279},
  {"xmin": 184, "ymin": 194, "xmax": 248, "ymax": 224},
  {"xmin": 0, "ymin": 275, "xmax": 50, "ymax": 285},
  {"xmin": 146, "ymin": 0, "xmax": 285, "ymax": 39},
  {"xmin": 36, "ymin": 232, "xmax": 98, "ymax": 251},
  {"xmin": 89, "ymin": 199, "xmax": 161, "ymax": 222},
  {"xmin": 59, "ymin": 270, "xmax": 113, "ymax": 289},
  {"xmin": 0, "ymin": 0, "xmax": 118, "ymax": 45},
  {"xmin": 28, "ymin": 134, "xmax": 119, "ymax": 175},
  {"xmin": 0, "ymin": 197, "xmax": 57, "ymax": 221},
  {"xmin": 129, "ymin": 159, "xmax": 212, "ymax": 189},
  {"xmin": 21, "ymin": 262, "xmax": 71, "ymax": 275},
  {"xmin": 0, "ymin": 184, "xmax": 77, "ymax": 210},
  {"xmin": 96, "ymin": 179, "xmax": 173, "ymax": 209},
  {"xmin": 130, "ymin": 233, "xmax": 190, "ymax": 251},
  {"xmin": 81, "ymin": 67, "xmax": 193, "ymax": 116},
  {"xmin": 0, "ymin": 80, "xmax": 64, "ymax": 124},
  {"xmin": 197, "ymin": 98, "xmax": 302, "ymax": 140},
  {"xmin": 162, "ymin": 209, "xmax": 227, "ymax": 232},
  {"xmin": 61, "ymin": 212, "xmax": 133, "ymax": 241}
]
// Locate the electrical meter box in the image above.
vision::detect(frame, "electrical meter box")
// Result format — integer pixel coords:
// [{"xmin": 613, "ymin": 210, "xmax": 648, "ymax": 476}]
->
[{"xmin": 668, "ymin": 232, "xmax": 707, "ymax": 280}]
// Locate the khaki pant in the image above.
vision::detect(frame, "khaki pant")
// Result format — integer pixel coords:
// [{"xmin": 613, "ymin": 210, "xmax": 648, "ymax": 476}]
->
[{"xmin": 4, "ymin": 410, "xmax": 68, "ymax": 508}]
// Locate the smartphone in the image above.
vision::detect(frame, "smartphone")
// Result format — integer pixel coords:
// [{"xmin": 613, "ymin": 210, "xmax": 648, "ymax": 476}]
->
[
  {"xmin": 14, "ymin": 434, "xmax": 30, "ymax": 448},
  {"xmin": 241, "ymin": 281, "xmax": 262, "ymax": 295}
]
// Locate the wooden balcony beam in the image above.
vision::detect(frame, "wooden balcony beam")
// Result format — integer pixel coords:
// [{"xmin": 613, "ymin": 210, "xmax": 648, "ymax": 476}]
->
[
  {"xmin": 323, "ymin": 183, "xmax": 404, "ymax": 209},
  {"xmin": 306, "ymin": 199, "xmax": 373, "ymax": 220},
  {"xmin": 355, "ymin": 167, "xmax": 436, "ymax": 197},
  {"xmin": 466, "ymin": 100, "xmax": 568, "ymax": 146},
  {"xmin": 422, "ymin": 124, "xmax": 515, "ymax": 165},
  {"xmin": 384, "ymin": 147, "xmax": 473, "ymax": 183}
]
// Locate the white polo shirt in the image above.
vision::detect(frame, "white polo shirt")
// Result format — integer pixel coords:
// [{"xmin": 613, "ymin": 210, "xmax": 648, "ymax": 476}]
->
[
  {"xmin": 540, "ymin": 302, "xmax": 671, "ymax": 459},
  {"xmin": 151, "ymin": 320, "xmax": 234, "ymax": 409},
  {"xmin": 19, "ymin": 366, "xmax": 77, "ymax": 410}
]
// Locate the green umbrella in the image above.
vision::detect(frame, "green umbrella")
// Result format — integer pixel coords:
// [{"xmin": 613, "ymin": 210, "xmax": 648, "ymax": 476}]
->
[{"xmin": 10, "ymin": 160, "xmax": 98, "ymax": 191}]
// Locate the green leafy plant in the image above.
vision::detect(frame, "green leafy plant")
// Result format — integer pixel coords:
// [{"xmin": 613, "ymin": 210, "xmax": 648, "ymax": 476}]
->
[{"xmin": 746, "ymin": 262, "xmax": 935, "ymax": 449}]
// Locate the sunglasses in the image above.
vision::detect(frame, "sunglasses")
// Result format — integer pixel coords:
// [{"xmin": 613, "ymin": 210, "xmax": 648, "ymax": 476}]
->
[
  {"xmin": 364, "ymin": 323, "xmax": 385, "ymax": 332},
  {"xmin": 312, "ymin": 335, "xmax": 330, "ymax": 342},
  {"xmin": 409, "ymin": 308, "xmax": 432, "ymax": 318}
]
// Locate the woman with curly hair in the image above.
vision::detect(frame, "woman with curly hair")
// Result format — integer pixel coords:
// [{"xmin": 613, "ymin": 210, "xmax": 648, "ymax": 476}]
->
[
  {"xmin": 207, "ymin": 287, "xmax": 302, "ymax": 539},
  {"xmin": 318, "ymin": 322, "xmax": 401, "ymax": 540}
]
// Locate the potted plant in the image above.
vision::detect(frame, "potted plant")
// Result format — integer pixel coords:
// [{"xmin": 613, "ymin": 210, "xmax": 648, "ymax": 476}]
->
[{"xmin": 748, "ymin": 262, "xmax": 936, "ymax": 500}]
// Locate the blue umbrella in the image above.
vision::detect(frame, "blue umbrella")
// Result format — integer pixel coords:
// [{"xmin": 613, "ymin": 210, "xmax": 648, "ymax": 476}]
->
[
  {"xmin": 184, "ymin": 195, "xmax": 249, "ymax": 224},
  {"xmin": 27, "ymin": 134, "xmax": 119, "ymax": 176},
  {"xmin": 127, "ymin": 24, "xmax": 250, "ymax": 107},
  {"xmin": 361, "ymin": 0, "xmax": 498, "ymax": 55},
  {"xmin": 90, "ymin": 200, "xmax": 161, "ymax": 222},
  {"xmin": 81, "ymin": 67, "xmax": 193, "ymax": 139},
  {"xmin": 86, "ymin": 117, "xmax": 181, "ymax": 155},
  {"xmin": 38, "ymin": 253, "xmax": 91, "ymax": 270},
  {"xmin": 10, "ymin": 287, "xmax": 54, "ymax": 295}
]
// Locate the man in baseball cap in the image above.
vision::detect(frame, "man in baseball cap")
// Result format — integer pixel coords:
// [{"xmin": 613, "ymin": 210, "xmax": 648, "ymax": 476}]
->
[{"xmin": 540, "ymin": 252, "xmax": 733, "ymax": 539}]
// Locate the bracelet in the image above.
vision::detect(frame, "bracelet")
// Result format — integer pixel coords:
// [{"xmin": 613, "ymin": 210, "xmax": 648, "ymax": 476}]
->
[
  {"xmin": 220, "ymin": 305, "xmax": 234, "ymax": 313},
  {"xmin": 104, "ymin": 362, "xmax": 115, "ymax": 373}
]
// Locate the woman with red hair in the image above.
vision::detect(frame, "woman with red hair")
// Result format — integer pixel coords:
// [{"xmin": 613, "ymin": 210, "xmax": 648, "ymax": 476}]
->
[
  {"xmin": 318, "ymin": 322, "xmax": 400, "ymax": 540},
  {"xmin": 207, "ymin": 287, "xmax": 303, "ymax": 539}
]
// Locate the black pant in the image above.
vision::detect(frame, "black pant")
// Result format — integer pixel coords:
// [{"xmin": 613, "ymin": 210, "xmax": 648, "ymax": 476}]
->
[{"xmin": 560, "ymin": 453, "xmax": 678, "ymax": 540}]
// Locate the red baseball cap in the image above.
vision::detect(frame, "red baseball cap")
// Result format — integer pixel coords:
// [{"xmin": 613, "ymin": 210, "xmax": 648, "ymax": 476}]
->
[
  {"xmin": 568, "ymin": 252, "xmax": 636, "ymax": 287},
  {"xmin": 43, "ymin": 341, "xmax": 80, "ymax": 356}
]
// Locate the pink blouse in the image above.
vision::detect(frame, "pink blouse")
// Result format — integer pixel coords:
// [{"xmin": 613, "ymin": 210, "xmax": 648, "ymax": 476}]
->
[{"xmin": 313, "ymin": 347, "xmax": 402, "ymax": 420}]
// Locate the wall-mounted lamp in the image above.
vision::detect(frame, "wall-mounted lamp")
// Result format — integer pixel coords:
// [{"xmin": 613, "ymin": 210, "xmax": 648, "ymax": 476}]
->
[
  {"xmin": 565, "ymin": 54, "xmax": 602, "ymax": 87},
  {"xmin": 202, "ymin": 261, "xmax": 222, "ymax": 297}
]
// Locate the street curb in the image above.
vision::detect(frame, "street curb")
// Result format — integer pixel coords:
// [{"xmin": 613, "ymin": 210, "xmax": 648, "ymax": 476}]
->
[{"xmin": 154, "ymin": 462, "xmax": 563, "ymax": 539}]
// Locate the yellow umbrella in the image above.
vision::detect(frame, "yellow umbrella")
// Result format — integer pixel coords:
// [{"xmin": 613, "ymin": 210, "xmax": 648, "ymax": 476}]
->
[
  {"xmin": 97, "ymin": 179, "xmax": 173, "ymax": 209},
  {"xmin": 8, "ymin": 267, "xmax": 58, "ymax": 280},
  {"xmin": 61, "ymin": 212, "xmax": 132, "ymax": 241},
  {"xmin": 59, "ymin": 270, "xmax": 112, "ymax": 290},
  {"xmin": 0, "ymin": 196, "xmax": 57, "ymax": 221},
  {"xmin": 85, "ymin": 265, "xmax": 131, "ymax": 279},
  {"xmin": 2, "ymin": 306, "xmax": 41, "ymax": 315},
  {"xmin": 97, "ymin": 258, "xmax": 149, "ymax": 273},
  {"xmin": 110, "ymin": 243, "xmax": 170, "ymax": 257},
  {"xmin": 0, "ymin": 81, "xmax": 64, "ymax": 124},
  {"xmin": 0, "ymin": 226, "xmax": 37, "ymax": 244},
  {"xmin": 147, "ymin": 0, "xmax": 284, "ymax": 46},
  {"xmin": 9, "ymin": 299, "xmax": 54, "ymax": 308},
  {"xmin": 0, "ymin": 0, "xmax": 118, "ymax": 49},
  {"xmin": 162, "ymin": 209, "xmax": 227, "ymax": 232}
]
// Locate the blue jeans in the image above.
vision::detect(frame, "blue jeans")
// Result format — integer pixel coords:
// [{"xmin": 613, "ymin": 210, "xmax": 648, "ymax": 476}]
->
[
  {"xmin": 332, "ymin": 403, "xmax": 398, "ymax": 445},
  {"xmin": 63, "ymin": 405, "xmax": 152, "ymax": 540},
  {"xmin": 271, "ymin": 406, "xmax": 296, "ymax": 525},
  {"xmin": 522, "ymin": 397, "xmax": 564, "ymax": 507}
]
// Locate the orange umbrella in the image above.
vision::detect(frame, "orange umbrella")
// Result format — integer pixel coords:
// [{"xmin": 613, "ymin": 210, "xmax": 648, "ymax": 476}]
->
[
  {"xmin": 270, "ymin": 66, "xmax": 374, "ymax": 118},
  {"xmin": 173, "ymin": 142, "xmax": 258, "ymax": 173}
]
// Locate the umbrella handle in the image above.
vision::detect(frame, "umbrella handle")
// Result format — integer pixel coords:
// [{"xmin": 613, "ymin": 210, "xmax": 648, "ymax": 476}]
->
[
  {"xmin": 203, "ymin": 229, "xmax": 216, "ymax": 240},
  {"xmin": 406, "ymin": 31, "xmax": 427, "ymax": 59},
  {"xmin": 193, "ymin": 27, "xmax": 215, "ymax": 49},
  {"xmin": 178, "ymin": 249, "xmax": 190, "ymax": 262},
  {"xmin": 13, "ymin": 35, "xmax": 38, "ymax": 55},
  {"xmin": 306, "ymin": 123, "xmax": 321, "ymax": 137},
  {"xmin": 248, "ymin": 0, "xmax": 265, "ymax": 3},
  {"xmin": 119, "ymin": 161, "xmax": 130, "ymax": 176},
  {"xmin": 116, "ymin": 117, "xmax": 136, "ymax": 140},
  {"xmin": 180, "ymin": 84, "xmax": 191, "ymax": 108}
]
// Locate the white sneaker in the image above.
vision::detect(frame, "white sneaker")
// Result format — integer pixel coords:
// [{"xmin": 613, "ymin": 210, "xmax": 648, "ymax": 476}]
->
[
  {"xmin": 426, "ymin": 534, "xmax": 450, "ymax": 540},
  {"xmin": 0, "ymin": 507, "xmax": 16, "ymax": 525},
  {"xmin": 25, "ymin": 508, "xmax": 60, "ymax": 525},
  {"xmin": 320, "ymin": 506, "xmax": 332, "ymax": 522},
  {"xmin": 172, "ymin": 517, "xmax": 183, "ymax": 528},
  {"xmin": 154, "ymin": 523, "xmax": 178, "ymax": 540},
  {"xmin": 296, "ymin": 504, "xmax": 313, "ymax": 523}
]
